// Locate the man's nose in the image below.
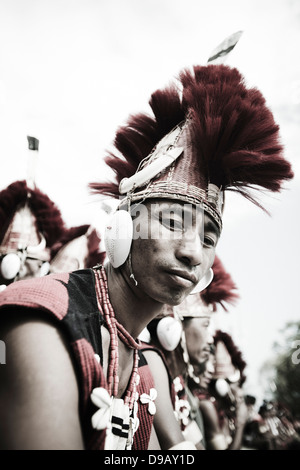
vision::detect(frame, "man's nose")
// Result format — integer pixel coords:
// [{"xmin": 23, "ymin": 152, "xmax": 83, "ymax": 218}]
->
[
  {"xmin": 206, "ymin": 327, "xmax": 214, "ymax": 346},
  {"xmin": 175, "ymin": 229, "xmax": 203, "ymax": 266}
]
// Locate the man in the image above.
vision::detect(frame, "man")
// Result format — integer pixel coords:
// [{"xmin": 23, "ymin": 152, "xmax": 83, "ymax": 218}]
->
[
  {"xmin": 0, "ymin": 63, "xmax": 293, "ymax": 450},
  {"xmin": 143, "ymin": 255, "xmax": 239, "ymax": 449},
  {"xmin": 0, "ymin": 179, "xmax": 65, "ymax": 288},
  {"xmin": 197, "ymin": 330, "xmax": 249, "ymax": 450}
]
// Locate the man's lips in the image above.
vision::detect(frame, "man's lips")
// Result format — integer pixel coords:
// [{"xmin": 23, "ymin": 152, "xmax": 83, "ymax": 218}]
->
[{"xmin": 166, "ymin": 269, "xmax": 198, "ymax": 288}]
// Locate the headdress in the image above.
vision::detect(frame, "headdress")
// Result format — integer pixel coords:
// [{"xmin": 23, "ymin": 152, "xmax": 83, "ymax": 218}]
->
[
  {"xmin": 0, "ymin": 180, "xmax": 65, "ymax": 283},
  {"xmin": 90, "ymin": 64, "xmax": 293, "ymax": 234},
  {"xmin": 49, "ymin": 224, "xmax": 105, "ymax": 273},
  {"xmin": 173, "ymin": 255, "xmax": 239, "ymax": 319},
  {"xmin": 201, "ymin": 256, "xmax": 239, "ymax": 312},
  {"xmin": 213, "ymin": 329, "xmax": 247, "ymax": 385}
]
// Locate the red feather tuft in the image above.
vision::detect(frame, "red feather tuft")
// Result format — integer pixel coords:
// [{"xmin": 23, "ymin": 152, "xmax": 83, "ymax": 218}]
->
[
  {"xmin": 181, "ymin": 65, "xmax": 293, "ymax": 204},
  {"xmin": 214, "ymin": 329, "xmax": 247, "ymax": 384},
  {"xmin": 201, "ymin": 256, "xmax": 239, "ymax": 312}
]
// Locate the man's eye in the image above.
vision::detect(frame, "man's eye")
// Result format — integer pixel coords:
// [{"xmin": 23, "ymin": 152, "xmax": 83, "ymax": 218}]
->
[{"xmin": 203, "ymin": 235, "xmax": 217, "ymax": 248}]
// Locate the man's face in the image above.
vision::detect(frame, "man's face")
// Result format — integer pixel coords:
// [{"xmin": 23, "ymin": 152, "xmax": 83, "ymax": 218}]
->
[
  {"xmin": 129, "ymin": 199, "xmax": 219, "ymax": 305},
  {"xmin": 199, "ymin": 353, "xmax": 216, "ymax": 389},
  {"xmin": 184, "ymin": 316, "xmax": 214, "ymax": 365}
]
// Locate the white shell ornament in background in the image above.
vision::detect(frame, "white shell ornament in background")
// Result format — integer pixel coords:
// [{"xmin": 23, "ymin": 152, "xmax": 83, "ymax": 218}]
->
[
  {"xmin": 156, "ymin": 316, "xmax": 183, "ymax": 351},
  {"xmin": 39, "ymin": 261, "xmax": 50, "ymax": 277},
  {"xmin": 215, "ymin": 378, "xmax": 230, "ymax": 397},
  {"xmin": 0, "ymin": 253, "xmax": 21, "ymax": 279}
]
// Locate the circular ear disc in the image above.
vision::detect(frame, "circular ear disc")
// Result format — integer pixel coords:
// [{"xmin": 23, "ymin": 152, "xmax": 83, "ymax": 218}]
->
[
  {"xmin": 156, "ymin": 316, "xmax": 183, "ymax": 351},
  {"xmin": 0, "ymin": 253, "xmax": 21, "ymax": 280},
  {"xmin": 104, "ymin": 210, "xmax": 133, "ymax": 268},
  {"xmin": 190, "ymin": 268, "xmax": 214, "ymax": 294},
  {"xmin": 227, "ymin": 369, "xmax": 241, "ymax": 384},
  {"xmin": 39, "ymin": 261, "xmax": 50, "ymax": 277},
  {"xmin": 215, "ymin": 378, "xmax": 230, "ymax": 397}
]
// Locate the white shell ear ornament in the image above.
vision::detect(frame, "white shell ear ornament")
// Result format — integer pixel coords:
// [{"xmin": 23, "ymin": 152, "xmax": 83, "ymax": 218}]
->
[
  {"xmin": 190, "ymin": 268, "xmax": 214, "ymax": 294},
  {"xmin": 104, "ymin": 210, "xmax": 133, "ymax": 268},
  {"xmin": 0, "ymin": 253, "xmax": 21, "ymax": 280}
]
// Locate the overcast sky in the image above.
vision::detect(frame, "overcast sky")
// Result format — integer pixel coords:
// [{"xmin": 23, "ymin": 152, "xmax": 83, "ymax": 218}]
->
[{"xmin": 0, "ymin": 0, "xmax": 299, "ymax": 404}]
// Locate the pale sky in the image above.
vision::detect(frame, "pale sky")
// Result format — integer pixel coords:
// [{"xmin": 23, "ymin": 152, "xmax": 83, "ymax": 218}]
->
[{"xmin": 0, "ymin": 0, "xmax": 299, "ymax": 404}]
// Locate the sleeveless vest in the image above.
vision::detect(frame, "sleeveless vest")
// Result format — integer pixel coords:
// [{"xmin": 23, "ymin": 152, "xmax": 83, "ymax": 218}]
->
[{"xmin": 0, "ymin": 268, "xmax": 155, "ymax": 450}]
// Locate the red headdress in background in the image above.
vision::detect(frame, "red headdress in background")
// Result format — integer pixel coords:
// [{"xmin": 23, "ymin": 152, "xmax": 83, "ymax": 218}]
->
[
  {"xmin": 201, "ymin": 256, "xmax": 239, "ymax": 312},
  {"xmin": 213, "ymin": 329, "xmax": 247, "ymax": 386},
  {"xmin": 50, "ymin": 224, "xmax": 106, "ymax": 273},
  {"xmin": 90, "ymin": 64, "xmax": 293, "ymax": 234},
  {"xmin": 0, "ymin": 180, "xmax": 65, "ymax": 285}
]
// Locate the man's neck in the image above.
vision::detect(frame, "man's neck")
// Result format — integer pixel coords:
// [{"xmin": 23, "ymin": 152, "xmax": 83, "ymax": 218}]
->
[{"xmin": 105, "ymin": 263, "xmax": 163, "ymax": 339}]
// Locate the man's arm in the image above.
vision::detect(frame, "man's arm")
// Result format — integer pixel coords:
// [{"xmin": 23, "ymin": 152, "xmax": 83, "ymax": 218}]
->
[
  {"xmin": 0, "ymin": 309, "xmax": 84, "ymax": 450},
  {"xmin": 143, "ymin": 349, "xmax": 196, "ymax": 450},
  {"xmin": 228, "ymin": 393, "xmax": 248, "ymax": 450},
  {"xmin": 199, "ymin": 399, "xmax": 228, "ymax": 450}
]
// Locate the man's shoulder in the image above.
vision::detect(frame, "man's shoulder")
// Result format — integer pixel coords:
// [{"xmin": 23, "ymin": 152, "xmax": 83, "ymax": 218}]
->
[
  {"xmin": 0, "ymin": 272, "xmax": 70, "ymax": 315},
  {"xmin": 0, "ymin": 269, "xmax": 95, "ymax": 319}
]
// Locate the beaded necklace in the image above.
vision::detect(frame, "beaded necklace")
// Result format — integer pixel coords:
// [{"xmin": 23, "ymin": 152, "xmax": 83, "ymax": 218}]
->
[{"xmin": 93, "ymin": 265, "xmax": 141, "ymax": 409}]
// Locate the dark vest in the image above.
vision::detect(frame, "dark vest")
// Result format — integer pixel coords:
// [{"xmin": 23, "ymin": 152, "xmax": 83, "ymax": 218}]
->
[{"xmin": 0, "ymin": 268, "xmax": 154, "ymax": 450}]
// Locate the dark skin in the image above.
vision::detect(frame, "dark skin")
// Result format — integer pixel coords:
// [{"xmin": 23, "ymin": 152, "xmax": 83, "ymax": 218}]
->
[
  {"xmin": 0, "ymin": 199, "xmax": 219, "ymax": 449},
  {"xmin": 184, "ymin": 316, "xmax": 214, "ymax": 366}
]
